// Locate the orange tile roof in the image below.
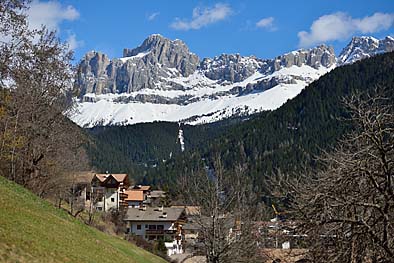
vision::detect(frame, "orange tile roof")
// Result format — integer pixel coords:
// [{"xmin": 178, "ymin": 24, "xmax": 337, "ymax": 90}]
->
[
  {"xmin": 111, "ymin": 174, "xmax": 128, "ymax": 182},
  {"xmin": 125, "ymin": 190, "xmax": 144, "ymax": 201},
  {"xmin": 94, "ymin": 174, "xmax": 128, "ymax": 183},
  {"xmin": 94, "ymin": 174, "xmax": 107, "ymax": 182}
]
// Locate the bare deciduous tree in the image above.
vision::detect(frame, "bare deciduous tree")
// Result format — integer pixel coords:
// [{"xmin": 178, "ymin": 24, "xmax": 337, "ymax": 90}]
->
[
  {"xmin": 286, "ymin": 92, "xmax": 394, "ymax": 263},
  {"xmin": 0, "ymin": 0, "xmax": 87, "ymax": 197},
  {"xmin": 180, "ymin": 157, "xmax": 262, "ymax": 263}
]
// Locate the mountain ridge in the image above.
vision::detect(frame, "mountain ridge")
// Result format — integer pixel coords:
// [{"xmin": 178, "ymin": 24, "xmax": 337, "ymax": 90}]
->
[{"xmin": 72, "ymin": 35, "xmax": 394, "ymax": 127}]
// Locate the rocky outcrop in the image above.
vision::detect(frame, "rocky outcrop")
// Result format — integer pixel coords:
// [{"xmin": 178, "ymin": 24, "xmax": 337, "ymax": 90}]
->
[
  {"xmin": 235, "ymin": 76, "xmax": 298, "ymax": 96},
  {"xmin": 200, "ymin": 54, "xmax": 264, "ymax": 82},
  {"xmin": 272, "ymin": 45, "xmax": 336, "ymax": 71}
]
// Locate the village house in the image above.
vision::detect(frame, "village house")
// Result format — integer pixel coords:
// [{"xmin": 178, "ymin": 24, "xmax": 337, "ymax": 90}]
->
[
  {"xmin": 171, "ymin": 206, "xmax": 201, "ymax": 242},
  {"xmin": 124, "ymin": 185, "xmax": 167, "ymax": 207},
  {"xmin": 123, "ymin": 185, "xmax": 151, "ymax": 208},
  {"xmin": 124, "ymin": 206, "xmax": 186, "ymax": 256},
  {"xmin": 91, "ymin": 173, "xmax": 130, "ymax": 211}
]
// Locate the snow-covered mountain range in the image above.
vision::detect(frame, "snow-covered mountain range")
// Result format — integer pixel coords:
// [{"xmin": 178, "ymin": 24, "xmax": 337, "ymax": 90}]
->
[{"xmin": 71, "ymin": 35, "xmax": 394, "ymax": 127}]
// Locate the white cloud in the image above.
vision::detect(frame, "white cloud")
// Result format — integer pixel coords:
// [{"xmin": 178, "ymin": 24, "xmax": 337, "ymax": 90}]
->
[
  {"xmin": 298, "ymin": 12, "xmax": 394, "ymax": 47},
  {"xmin": 170, "ymin": 3, "xmax": 232, "ymax": 30},
  {"xmin": 256, "ymin": 17, "xmax": 276, "ymax": 31},
  {"xmin": 26, "ymin": 1, "xmax": 81, "ymax": 50},
  {"xmin": 27, "ymin": 0, "xmax": 80, "ymax": 32},
  {"xmin": 66, "ymin": 32, "xmax": 84, "ymax": 51},
  {"xmin": 147, "ymin": 12, "xmax": 160, "ymax": 21}
]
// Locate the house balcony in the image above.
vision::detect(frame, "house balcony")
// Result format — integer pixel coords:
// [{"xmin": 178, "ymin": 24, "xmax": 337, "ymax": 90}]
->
[{"xmin": 145, "ymin": 229, "xmax": 176, "ymax": 235}]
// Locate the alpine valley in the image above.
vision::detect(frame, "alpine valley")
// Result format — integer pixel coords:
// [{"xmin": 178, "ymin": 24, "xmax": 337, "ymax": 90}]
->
[{"xmin": 72, "ymin": 35, "xmax": 394, "ymax": 127}]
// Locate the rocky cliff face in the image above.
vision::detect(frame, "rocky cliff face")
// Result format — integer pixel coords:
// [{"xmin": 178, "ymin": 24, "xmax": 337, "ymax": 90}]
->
[
  {"xmin": 123, "ymin": 34, "xmax": 199, "ymax": 77},
  {"xmin": 75, "ymin": 34, "xmax": 200, "ymax": 97},
  {"xmin": 71, "ymin": 35, "xmax": 393, "ymax": 127},
  {"xmin": 75, "ymin": 51, "xmax": 112, "ymax": 95}
]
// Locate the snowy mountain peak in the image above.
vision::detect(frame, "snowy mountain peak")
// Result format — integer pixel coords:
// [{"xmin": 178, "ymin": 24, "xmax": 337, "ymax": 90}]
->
[
  {"xmin": 386, "ymin": 36, "xmax": 394, "ymax": 41},
  {"xmin": 338, "ymin": 36, "xmax": 394, "ymax": 64},
  {"xmin": 123, "ymin": 34, "xmax": 192, "ymax": 58}
]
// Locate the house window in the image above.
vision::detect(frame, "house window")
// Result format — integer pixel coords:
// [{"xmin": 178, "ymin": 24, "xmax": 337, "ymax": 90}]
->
[
  {"xmin": 111, "ymin": 198, "xmax": 115, "ymax": 202},
  {"xmin": 148, "ymin": 225, "xmax": 157, "ymax": 230},
  {"xmin": 137, "ymin": 225, "xmax": 141, "ymax": 230},
  {"xmin": 157, "ymin": 225, "xmax": 164, "ymax": 230},
  {"xmin": 145, "ymin": 225, "xmax": 149, "ymax": 229}
]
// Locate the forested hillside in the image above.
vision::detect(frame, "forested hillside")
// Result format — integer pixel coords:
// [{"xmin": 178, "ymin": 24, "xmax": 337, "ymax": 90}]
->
[
  {"xmin": 85, "ymin": 117, "xmax": 243, "ymax": 182},
  {"xmin": 87, "ymin": 52, "xmax": 394, "ymax": 190}
]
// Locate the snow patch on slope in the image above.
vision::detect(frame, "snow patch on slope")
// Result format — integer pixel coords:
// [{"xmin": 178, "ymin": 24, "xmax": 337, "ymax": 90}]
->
[{"xmin": 119, "ymin": 51, "xmax": 151, "ymax": 63}]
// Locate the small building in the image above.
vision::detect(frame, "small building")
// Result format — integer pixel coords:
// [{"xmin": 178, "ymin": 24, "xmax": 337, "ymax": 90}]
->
[
  {"xmin": 148, "ymin": 190, "xmax": 166, "ymax": 206},
  {"xmin": 124, "ymin": 206, "xmax": 186, "ymax": 256},
  {"xmin": 124, "ymin": 190, "xmax": 145, "ymax": 208},
  {"xmin": 132, "ymin": 185, "xmax": 151, "ymax": 194},
  {"xmin": 91, "ymin": 173, "xmax": 130, "ymax": 211}
]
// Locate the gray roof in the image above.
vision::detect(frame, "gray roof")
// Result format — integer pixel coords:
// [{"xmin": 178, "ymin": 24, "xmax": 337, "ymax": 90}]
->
[
  {"xmin": 124, "ymin": 207, "xmax": 185, "ymax": 222},
  {"xmin": 150, "ymin": 190, "xmax": 166, "ymax": 198}
]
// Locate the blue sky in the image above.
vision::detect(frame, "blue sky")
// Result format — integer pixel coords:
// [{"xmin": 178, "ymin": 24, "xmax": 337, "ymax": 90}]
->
[{"xmin": 26, "ymin": 1, "xmax": 394, "ymax": 62}]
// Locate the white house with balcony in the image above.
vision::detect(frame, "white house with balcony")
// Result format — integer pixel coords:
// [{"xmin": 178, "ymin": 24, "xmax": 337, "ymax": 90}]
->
[
  {"xmin": 91, "ymin": 173, "xmax": 129, "ymax": 211},
  {"xmin": 124, "ymin": 206, "xmax": 186, "ymax": 256}
]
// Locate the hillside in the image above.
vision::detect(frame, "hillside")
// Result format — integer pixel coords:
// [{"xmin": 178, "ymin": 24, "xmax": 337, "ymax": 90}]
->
[{"xmin": 0, "ymin": 176, "xmax": 167, "ymax": 263}]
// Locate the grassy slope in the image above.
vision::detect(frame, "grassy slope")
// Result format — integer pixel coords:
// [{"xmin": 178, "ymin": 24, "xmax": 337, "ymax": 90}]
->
[{"xmin": 0, "ymin": 176, "xmax": 167, "ymax": 263}]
